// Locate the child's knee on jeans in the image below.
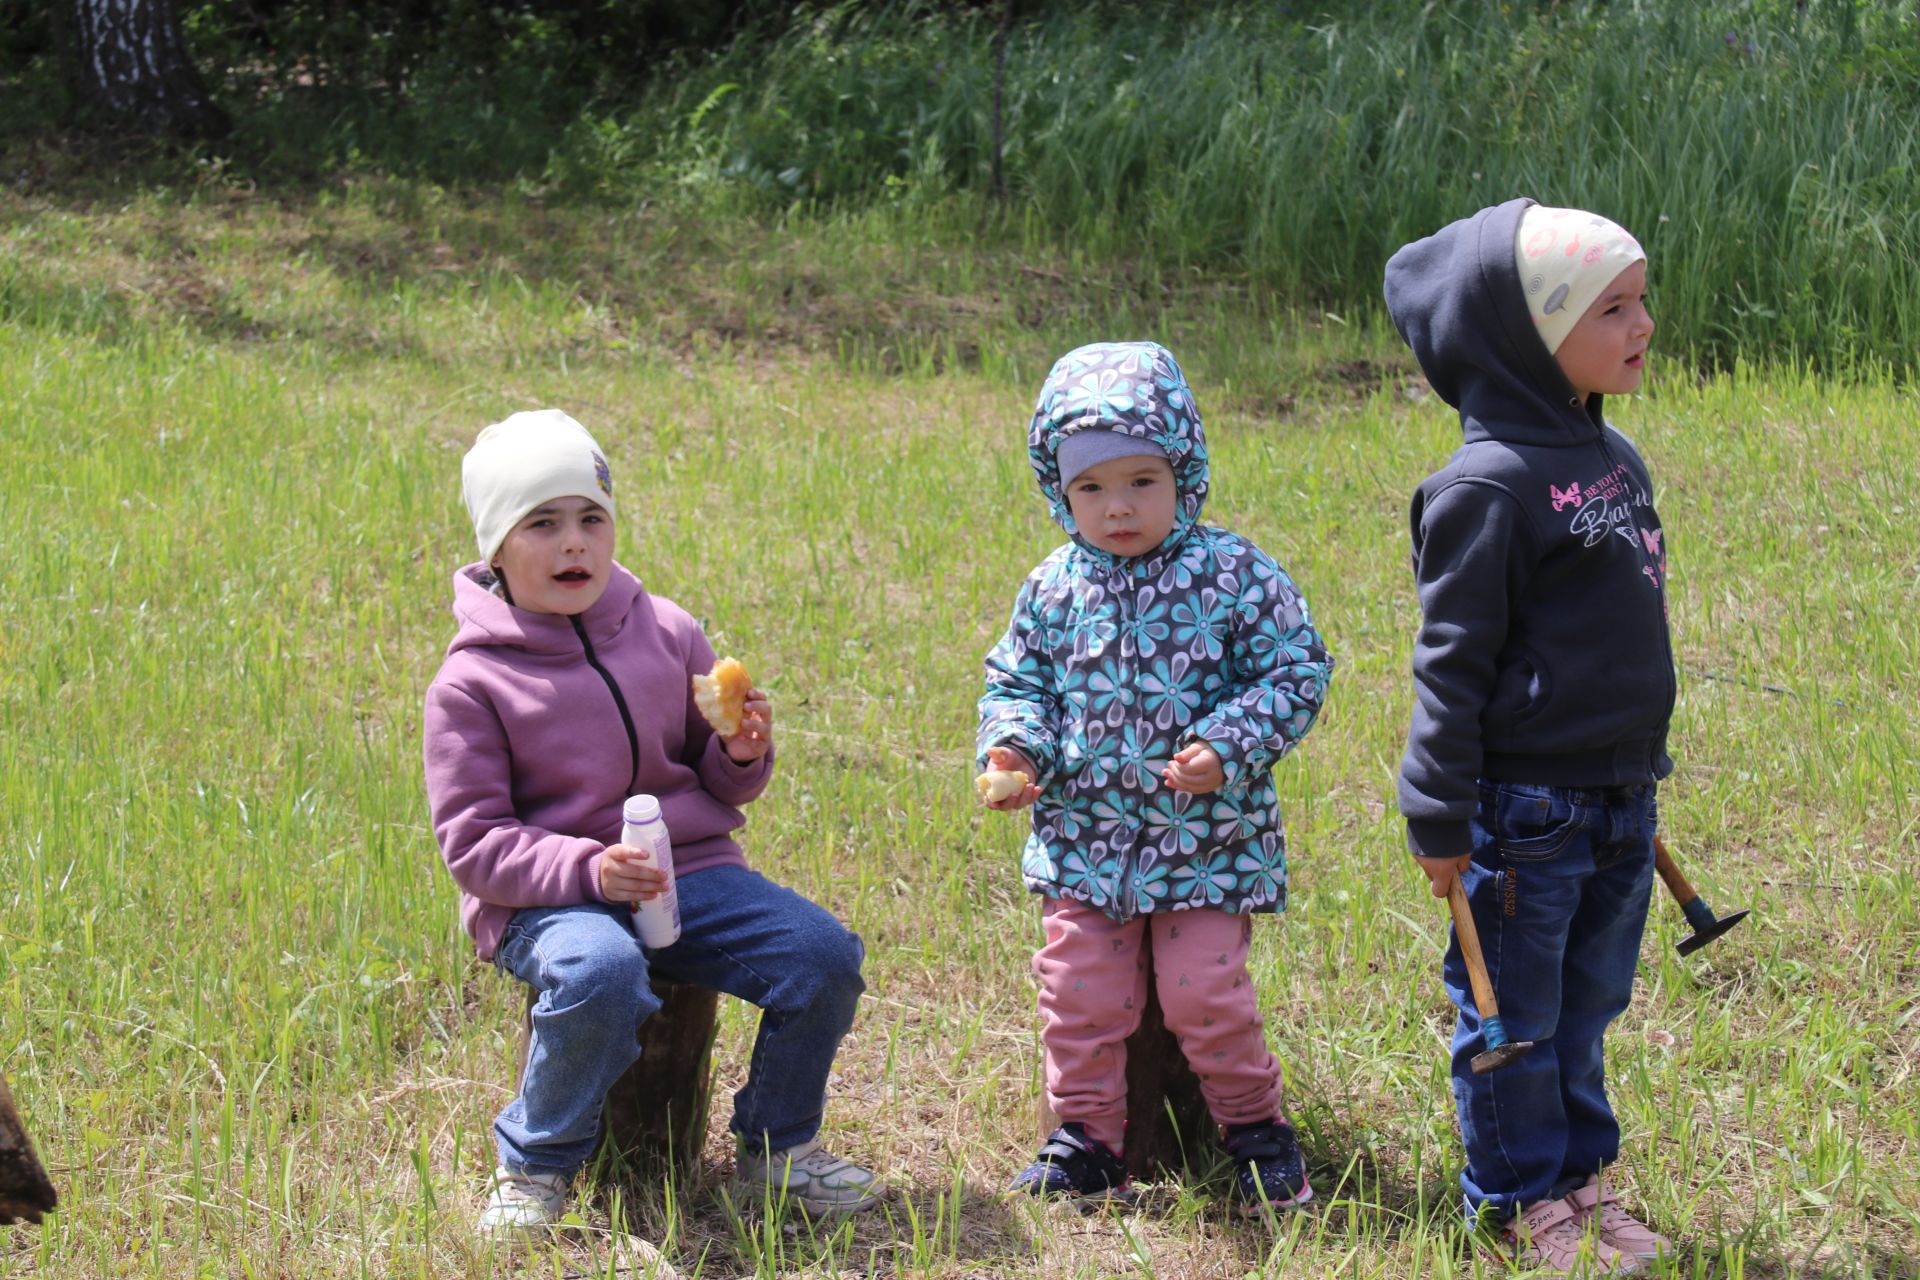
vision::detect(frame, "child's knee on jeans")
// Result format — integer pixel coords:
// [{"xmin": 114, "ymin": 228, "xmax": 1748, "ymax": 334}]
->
[
  {"xmin": 784, "ymin": 921, "xmax": 866, "ymax": 1011},
  {"xmin": 541, "ymin": 934, "xmax": 660, "ymax": 1029}
]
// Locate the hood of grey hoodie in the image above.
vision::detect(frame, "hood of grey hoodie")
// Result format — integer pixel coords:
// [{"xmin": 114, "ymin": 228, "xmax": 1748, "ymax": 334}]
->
[
  {"xmin": 1381, "ymin": 198, "xmax": 1675, "ymax": 859},
  {"xmin": 1384, "ymin": 196, "xmax": 1607, "ymax": 446}
]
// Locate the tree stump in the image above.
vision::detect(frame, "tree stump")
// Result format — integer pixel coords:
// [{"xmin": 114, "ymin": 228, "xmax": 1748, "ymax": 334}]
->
[
  {"xmin": 0, "ymin": 1073, "xmax": 57, "ymax": 1225},
  {"xmin": 517, "ymin": 979, "xmax": 720, "ymax": 1181},
  {"xmin": 1036, "ymin": 930, "xmax": 1216, "ymax": 1181}
]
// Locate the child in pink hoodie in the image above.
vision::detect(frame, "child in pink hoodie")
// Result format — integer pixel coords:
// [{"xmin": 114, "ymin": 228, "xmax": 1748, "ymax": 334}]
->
[{"xmin": 423, "ymin": 409, "xmax": 882, "ymax": 1239}]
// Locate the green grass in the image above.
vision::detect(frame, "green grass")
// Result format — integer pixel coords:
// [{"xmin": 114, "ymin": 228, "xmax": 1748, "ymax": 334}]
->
[
  {"xmin": 1, "ymin": 183, "xmax": 1916, "ymax": 1277},
  {"xmin": 10, "ymin": 3, "xmax": 1920, "ymax": 374},
  {"xmin": 240, "ymin": 0, "xmax": 1916, "ymax": 375}
]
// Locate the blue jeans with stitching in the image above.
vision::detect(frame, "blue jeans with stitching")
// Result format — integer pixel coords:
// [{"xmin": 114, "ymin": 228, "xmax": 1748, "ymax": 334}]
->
[
  {"xmin": 1445, "ymin": 781, "xmax": 1657, "ymax": 1225},
  {"xmin": 491, "ymin": 864, "xmax": 866, "ymax": 1176}
]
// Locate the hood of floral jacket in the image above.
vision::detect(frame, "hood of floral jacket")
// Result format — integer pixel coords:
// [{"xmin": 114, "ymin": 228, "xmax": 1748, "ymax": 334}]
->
[{"xmin": 979, "ymin": 341, "xmax": 1334, "ymax": 920}]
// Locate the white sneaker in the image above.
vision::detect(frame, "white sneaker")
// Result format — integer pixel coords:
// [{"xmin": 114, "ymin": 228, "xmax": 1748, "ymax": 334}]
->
[
  {"xmin": 478, "ymin": 1163, "xmax": 569, "ymax": 1237},
  {"xmin": 735, "ymin": 1138, "xmax": 883, "ymax": 1217}
]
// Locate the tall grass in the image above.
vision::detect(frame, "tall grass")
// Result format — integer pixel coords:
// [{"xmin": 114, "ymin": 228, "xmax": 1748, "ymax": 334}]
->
[
  {"xmin": 9, "ymin": 4, "xmax": 1914, "ymax": 371},
  {"xmin": 624, "ymin": 1, "xmax": 1920, "ymax": 374}
]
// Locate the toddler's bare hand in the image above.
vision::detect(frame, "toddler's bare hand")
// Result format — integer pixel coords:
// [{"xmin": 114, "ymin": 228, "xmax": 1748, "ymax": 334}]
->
[
  {"xmin": 982, "ymin": 745, "xmax": 1041, "ymax": 810},
  {"xmin": 601, "ymin": 843, "xmax": 671, "ymax": 902},
  {"xmin": 1162, "ymin": 743, "xmax": 1225, "ymax": 794}
]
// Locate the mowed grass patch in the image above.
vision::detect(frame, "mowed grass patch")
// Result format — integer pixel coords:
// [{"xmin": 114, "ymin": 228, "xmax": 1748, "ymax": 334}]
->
[{"xmin": 1, "ymin": 191, "xmax": 1915, "ymax": 1278}]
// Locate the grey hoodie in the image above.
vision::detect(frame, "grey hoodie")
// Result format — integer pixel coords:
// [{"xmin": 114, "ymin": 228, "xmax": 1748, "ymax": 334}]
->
[{"xmin": 1383, "ymin": 198, "xmax": 1675, "ymax": 860}]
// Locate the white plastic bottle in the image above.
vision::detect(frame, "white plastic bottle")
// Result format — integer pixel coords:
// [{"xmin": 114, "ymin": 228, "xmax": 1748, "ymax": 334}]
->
[{"xmin": 621, "ymin": 794, "xmax": 682, "ymax": 948}]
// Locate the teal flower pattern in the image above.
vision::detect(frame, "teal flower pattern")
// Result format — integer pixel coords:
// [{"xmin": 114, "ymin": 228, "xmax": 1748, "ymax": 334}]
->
[
  {"xmin": 1170, "ymin": 590, "xmax": 1228, "ymax": 662},
  {"xmin": 1062, "ymin": 367, "xmax": 1137, "ymax": 421},
  {"xmin": 1234, "ymin": 841, "xmax": 1285, "ymax": 908},
  {"xmin": 979, "ymin": 341, "xmax": 1335, "ymax": 920},
  {"xmin": 1129, "ymin": 860, "xmax": 1173, "ymax": 907},
  {"xmin": 1145, "ymin": 792, "xmax": 1211, "ymax": 857},
  {"xmin": 1171, "ymin": 851, "xmax": 1238, "ymax": 907},
  {"xmin": 1139, "ymin": 651, "xmax": 1205, "ymax": 730},
  {"xmin": 1118, "ymin": 595, "xmax": 1173, "ymax": 657},
  {"xmin": 1051, "ymin": 842, "xmax": 1122, "ymax": 910},
  {"xmin": 1110, "ymin": 720, "xmax": 1168, "ymax": 790},
  {"xmin": 1208, "ymin": 793, "xmax": 1261, "ymax": 843}
]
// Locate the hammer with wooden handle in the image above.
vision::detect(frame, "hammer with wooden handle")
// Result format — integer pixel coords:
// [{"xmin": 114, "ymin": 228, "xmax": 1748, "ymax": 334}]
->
[
  {"xmin": 1446, "ymin": 875, "xmax": 1535, "ymax": 1074},
  {"xmin": 1654, "ymin": 836, "xmax": 1749, "ymax": 956}
]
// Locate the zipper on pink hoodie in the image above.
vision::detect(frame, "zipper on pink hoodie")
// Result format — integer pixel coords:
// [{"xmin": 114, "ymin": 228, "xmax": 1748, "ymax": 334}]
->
[{"xmin": 422, "ymin": 562, "xmax": 773, "ymax": 959}]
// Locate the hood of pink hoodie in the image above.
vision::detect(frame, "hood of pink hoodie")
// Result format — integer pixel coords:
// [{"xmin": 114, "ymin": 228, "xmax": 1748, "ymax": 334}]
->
[
  {"xmin": 445, "ymin": 561, "xmax": 641, "ymax": 658},
  {"xmin": 424, "ymin": 561, "xmax": 767, "ymax": 959}
]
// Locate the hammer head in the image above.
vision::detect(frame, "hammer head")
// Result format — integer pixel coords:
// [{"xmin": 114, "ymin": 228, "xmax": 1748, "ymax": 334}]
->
[
  {"xmin": 1675, "ymin": 907, "xmax": 1749, "ymax": 956},
  {"xmin": 1470, "ymin": 1040, "xmax": 1535, "ymax": 1075}
]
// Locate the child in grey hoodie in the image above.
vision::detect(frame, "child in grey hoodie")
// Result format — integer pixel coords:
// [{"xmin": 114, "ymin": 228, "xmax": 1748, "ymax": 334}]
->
[{"xmin": 1386, "ymin": 201, "xmax": 1675, "ymax": 1276}]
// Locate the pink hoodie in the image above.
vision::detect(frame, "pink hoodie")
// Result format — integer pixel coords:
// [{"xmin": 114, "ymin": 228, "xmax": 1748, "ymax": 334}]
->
[{"xmin": 423, "ymin": 562, "xmax": 771, "ymax": 959}]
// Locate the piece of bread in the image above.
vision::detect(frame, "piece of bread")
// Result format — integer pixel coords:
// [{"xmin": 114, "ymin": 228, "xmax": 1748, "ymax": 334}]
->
[
  {"xmin": 692, "ymin": 657, "xmax": 752, "ymax": 737},
  {"xmin": 974, "ymin": 769, "xmax": 1030, "ymax": 804}
]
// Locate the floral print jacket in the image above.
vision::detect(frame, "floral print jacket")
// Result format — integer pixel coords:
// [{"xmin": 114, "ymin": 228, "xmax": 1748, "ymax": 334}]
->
[{"xmin": 977, "ymin": 341, "xmax": 1334, "ymax": 921}]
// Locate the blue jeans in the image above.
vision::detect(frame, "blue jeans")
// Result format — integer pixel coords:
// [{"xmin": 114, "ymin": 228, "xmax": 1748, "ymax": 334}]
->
[
  {"xmin": 492, "ymin": 864, "xmax": 866, "ymax": 1176},
  {"xmin": 1445, "ymin": 781, "xmax": 1657, "ymax": 1224}
]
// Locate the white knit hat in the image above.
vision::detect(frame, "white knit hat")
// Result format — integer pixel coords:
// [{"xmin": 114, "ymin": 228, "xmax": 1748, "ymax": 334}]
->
[
  {"xmin": 1514, "ymin": 205, "xmax": 1646, "ymax": 354},
  {"xmin": 461, "ymin": 409, "xmax": 614, "ymax": 562}
]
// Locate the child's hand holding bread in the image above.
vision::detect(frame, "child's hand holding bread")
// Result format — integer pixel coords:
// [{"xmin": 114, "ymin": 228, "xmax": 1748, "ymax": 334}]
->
[
  {"xmin": 976, "ymin": 745, "xmax": 1040, "ymax": 811},
  {"xmin": 694, "ymin": 657, "xmax": 772, "ymax": 763}
]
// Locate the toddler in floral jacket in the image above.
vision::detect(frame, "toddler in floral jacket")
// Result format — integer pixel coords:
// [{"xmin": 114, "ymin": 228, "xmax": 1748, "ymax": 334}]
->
[{"xmin": 977, "ymin": 340, "xmax": 1334, "ymax": 1213}]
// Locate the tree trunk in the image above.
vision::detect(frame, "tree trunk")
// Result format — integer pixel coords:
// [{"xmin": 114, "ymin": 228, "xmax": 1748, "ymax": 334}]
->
[
  {"xmin": 65, "ymin": 0, "xmax": 228, "ymax": 138},
  {"xmin": 517, "ymin": 979, "xmax": 720, "ymax": 1183},
  {"xmin": 1036, "ymin": 930, "xmax": 1216, "ymax": 1181},
  {"xmin": 0, "ymin": 1074, "xmax": 57, "ymax": 1226},
  {"xmin": 989, "ymin": 0, "xmax": 1013, "ymax": 204}
]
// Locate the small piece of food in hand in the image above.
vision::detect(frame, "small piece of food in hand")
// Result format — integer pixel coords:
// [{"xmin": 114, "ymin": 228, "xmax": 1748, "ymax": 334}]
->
[
  {"xmin": 975, "ymin": 769, "xmax": 1030, "ymax": 804},
  {"xmin": 692, "ymin": 657, "xmax": 752, "ymax": 737}
]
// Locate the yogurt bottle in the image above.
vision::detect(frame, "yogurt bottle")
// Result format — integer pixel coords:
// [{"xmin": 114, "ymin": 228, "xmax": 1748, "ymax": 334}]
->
[{"xmin": 621, "ymin": 794, "xmax": 681, "ymax": 948}]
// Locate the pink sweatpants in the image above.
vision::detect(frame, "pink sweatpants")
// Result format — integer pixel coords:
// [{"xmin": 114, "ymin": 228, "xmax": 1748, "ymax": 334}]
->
[{"xmin": 1035, "ymin": 896, "xmax": 1283, "ymax": 1153}]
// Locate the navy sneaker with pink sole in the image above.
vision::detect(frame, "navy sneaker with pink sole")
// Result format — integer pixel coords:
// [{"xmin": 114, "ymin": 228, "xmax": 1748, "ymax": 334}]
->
[{"xmin": 1224, "ymin": 1120, "xmax": 1313, "ymax": 1214}]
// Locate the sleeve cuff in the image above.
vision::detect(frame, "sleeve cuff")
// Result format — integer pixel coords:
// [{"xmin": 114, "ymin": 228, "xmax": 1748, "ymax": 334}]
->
[
  {"xmin": 1406, "ymin": 818, "xmax": 1473, "ymax": 860},
  {"xmin": 703, "ymin": 734, "xmax": 774, "ymax": 787},
  {"xmin": 715, "ymin": 742, "xmax": 772, "ymax": 773},
  {"xmin": 582, "ymin": 847, "xmax": 612, "ymax": 903},
  {"xmin": 979, "ymin": 737, "xmax": 1044, "ymax": 777}
]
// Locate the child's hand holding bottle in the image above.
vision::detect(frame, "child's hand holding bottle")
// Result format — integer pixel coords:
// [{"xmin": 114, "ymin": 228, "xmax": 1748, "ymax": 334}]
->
[{"xmin": 601, "ymin": 846, "xmax": 671, "ymax": 902}]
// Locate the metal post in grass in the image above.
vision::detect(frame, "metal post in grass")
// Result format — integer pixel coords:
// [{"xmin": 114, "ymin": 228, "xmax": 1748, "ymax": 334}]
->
[
  {"xmin": 1036, "ymin": 930, "xmax": 1215, "ymax": 1183},
  {"xmin": 516, "ymin": 979, "xmax": 720, "ymax": 1181}
]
